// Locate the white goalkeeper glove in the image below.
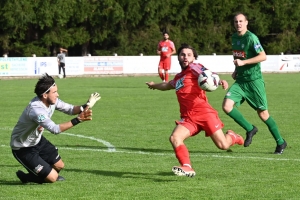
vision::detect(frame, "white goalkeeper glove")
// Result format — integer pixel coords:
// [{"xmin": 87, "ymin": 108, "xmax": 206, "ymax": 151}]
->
[{"xmin": 80, "ymin": 92, "xmax": 101, "ymax": 111}]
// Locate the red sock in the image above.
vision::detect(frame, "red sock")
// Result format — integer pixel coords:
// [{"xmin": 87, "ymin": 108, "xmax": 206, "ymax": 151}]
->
[
  {"xmin": 165, "ymin": 73, "xmax": 169, "ymax": 82},
  {"xmin": 227, "ymin": 132, "xmax": 236, "ymax": 146},
  {"xmin": 174, "ymin": 145, "xmax": 191, "ymax": 166},
  {"xmin": 159, "ymin": 72, "xmax": 164, "ymax": 81}
]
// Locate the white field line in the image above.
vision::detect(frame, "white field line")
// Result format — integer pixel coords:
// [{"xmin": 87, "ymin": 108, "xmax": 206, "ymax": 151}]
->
[
  {"xmin": 2, "ymin": 127, "xmax": 298, "ymax": 162},
  {"xmin": 60, "ymin": 132, "xmax": 116, "ymax": 152}
]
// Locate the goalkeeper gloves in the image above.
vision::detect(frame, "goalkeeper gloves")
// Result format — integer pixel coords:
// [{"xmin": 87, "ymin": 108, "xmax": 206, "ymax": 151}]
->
[{"xmin": 80, "ymin": 92, "xmax": 101, "ymax": 111}]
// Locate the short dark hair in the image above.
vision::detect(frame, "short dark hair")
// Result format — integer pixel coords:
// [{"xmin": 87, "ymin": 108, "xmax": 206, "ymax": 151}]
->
[
  {"xmin": 177, "ymin": 43, "xmax": 198, "ymax": 60},
  {"xmin": 162, "ymin": 31, "xmax": 169, "ymax": 35},
  {"xmin": 34, "ymin": 73, "xmax": 55, "ymax": 97},
  {"xmin": 234, "ymin": 12, "xmax": 248, "ymax": 21}
]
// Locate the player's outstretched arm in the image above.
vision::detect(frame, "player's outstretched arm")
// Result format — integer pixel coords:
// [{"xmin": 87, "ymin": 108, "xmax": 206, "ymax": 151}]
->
[
  {"xmin": 59, "ymin": 106, "xmax": 92, "ymax": 132},
  {"xmin": 146, "ymin": 82, "xmax": 174, "ymax": 91}
]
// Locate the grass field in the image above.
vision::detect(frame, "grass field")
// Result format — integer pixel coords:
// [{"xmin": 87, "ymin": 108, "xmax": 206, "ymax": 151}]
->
[{"xmin": 0, "ymin": 74, "xmax": 300, "ymax": 200}]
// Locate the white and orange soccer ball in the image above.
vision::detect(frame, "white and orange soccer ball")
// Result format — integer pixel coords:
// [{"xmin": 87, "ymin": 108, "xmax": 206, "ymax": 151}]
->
[{"xmin": 198, "ymin": 69, "xmax": 220, "ymax": 92}]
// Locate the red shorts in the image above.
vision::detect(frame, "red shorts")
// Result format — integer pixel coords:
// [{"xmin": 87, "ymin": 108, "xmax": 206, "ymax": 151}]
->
[
  {"xmin": 175, "ymin": 113, "xmax": 224, "ymax": 137},
  {"xmin": 159, "ymin": 60, "xmax": 171, "ymax": 70}
]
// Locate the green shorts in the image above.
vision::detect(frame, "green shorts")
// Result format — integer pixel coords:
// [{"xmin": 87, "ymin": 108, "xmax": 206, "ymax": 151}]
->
[{"xmin": 224, "ymin": 79, "xmax": 268, "ymax": 110}]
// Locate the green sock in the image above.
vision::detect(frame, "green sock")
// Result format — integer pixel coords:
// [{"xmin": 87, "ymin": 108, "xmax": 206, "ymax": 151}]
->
[
  {"xmin": 227, "ymin": 107, "xmax": 253, "ymax": 132},
  {"xmin": 264, "ymin": 116, "xmax": 284, "ymax": 145}
]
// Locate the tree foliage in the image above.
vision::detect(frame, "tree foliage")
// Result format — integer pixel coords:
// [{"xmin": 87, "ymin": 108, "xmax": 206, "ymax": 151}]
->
[{"xmin": 0, "ymin": 0, "xmax": 300, "ymax": 56}]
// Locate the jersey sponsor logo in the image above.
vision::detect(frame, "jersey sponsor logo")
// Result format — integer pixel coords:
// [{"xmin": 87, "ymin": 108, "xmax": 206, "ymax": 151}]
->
[
  {"xmin": 161, "ymin": 46, "xmax": 169, "ymax": 52},
  {"xmin": 175, "ymin": 77, "xmax": 185, "ymax": 91},
  {"xmin": 232, "ymin": 50, "xmax": 245, "ymax": 58},
  {"xmin": 254, "ymin": 43, "xmax": 262, "ymax": 50},
  {"xmin": 37, "ymin": 114, "xmax": 46, "ymax": 122},
  {"xmin": 34, "ymin": 164, "xmax": 44, "ymax": 174}
]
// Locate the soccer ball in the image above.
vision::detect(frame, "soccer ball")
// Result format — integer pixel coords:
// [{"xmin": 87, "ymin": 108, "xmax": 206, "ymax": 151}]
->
[
  {"xmin": 57, "ymin": 74, "xmax": 63, "ymax": 79},
  {"xmin": 198, "ymin": 70, "xmax": 220, "ymax": 92}
]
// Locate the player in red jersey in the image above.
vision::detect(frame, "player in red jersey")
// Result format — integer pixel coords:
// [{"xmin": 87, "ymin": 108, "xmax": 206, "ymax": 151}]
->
[
  {"xmin": 146, "ymin": 44, "xmax": 244, "ymax": 178},
  {"xmin": 157, "ymin": 32, "xmax": 176, "ymax": 82}
]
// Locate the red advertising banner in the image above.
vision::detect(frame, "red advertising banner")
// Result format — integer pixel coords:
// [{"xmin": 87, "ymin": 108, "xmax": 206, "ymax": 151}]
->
[{"xmin": 84, "ymin": 56, "xmax": 123, "ymax": 74}]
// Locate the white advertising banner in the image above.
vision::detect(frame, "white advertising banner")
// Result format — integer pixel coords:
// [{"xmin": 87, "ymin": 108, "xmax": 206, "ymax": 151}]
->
[
  {"xmin": 1, "ymin": 55, "xmax": 300, "ymax": 77},
  {"xmin": 32, "ymin": 57, "xmax": 58, "ymax": 76},
  {"xmin": 0, "ymin": 57, "xmax": 32, "ymax": 76},
  {"xmin": 83, "ymin": 56, "xmax": 124, "ymax": 74},
  {"xmin": 65, "ymin": 57, "xmax": 84, "ymax": 75}
]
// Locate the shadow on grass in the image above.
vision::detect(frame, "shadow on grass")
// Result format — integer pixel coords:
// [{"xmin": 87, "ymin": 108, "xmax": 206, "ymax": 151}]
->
[
  {"xmin": 0, "ymin": 180, "xmax": 27, "ymax": 185},
  {"xmin": 59, "ymin": 144, "xmax": 242, "ymax": 154},
  {"xmin": 64, "ymin": 168, "xmax": 178, "ymax": 182},
  {"xmin": 59, "ymin": 144, "xmax": 282, "ymax": 155}
]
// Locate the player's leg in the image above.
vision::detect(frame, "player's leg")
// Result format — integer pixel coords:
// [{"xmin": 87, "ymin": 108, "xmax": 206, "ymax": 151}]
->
[
  {"xmin": 58, "ymin": 63, "xmax": 61, "ymax": 75},
  {"xmin": 210, "ymin": 129, "xmax": 244, "ymax": 149},
  {"xmin": 201, "ymin": 112, "xmax": 244, "ymax": 149},
  {"xmin": 257, "ymin": 109, "xmax": 287, "ymax": 154},
  {"xmin": 39, "ymin": 136, "xmax": 65, "ymax": 181},
  {"xmin": 164, "ymin": 61, "xmax": 171, "ymax": 82},
  {"xmin": 164, "ymin": 69, "xmax": 169, "ymax": 82},
  {"xmin": 158, "ymin": 61, "xmax": 165, "ymax": 81},
  {"xmin": 223, "ymin": 83, "xmax": 257, "ymax": 147},
  {"xmin": 61, "ymin": 63, "xmax": 66, "ymax": 78},
  {"xmin": 13, "ymin": 136, "xmax": 64, "ymax": 184},
  {"xmin": 12, "ymin": 148, "xmax": 56, "ymax": 184},
  {"xmin": 249, "ymin": 79, "xmax": 286, "ymax": 153},
  {"xmin": 52, "ymin": 159, "xmax": 64, "ymax": 172},
  {"xmin": 169, "ymin": 122, "xmax": 196, "ymax": 177}
]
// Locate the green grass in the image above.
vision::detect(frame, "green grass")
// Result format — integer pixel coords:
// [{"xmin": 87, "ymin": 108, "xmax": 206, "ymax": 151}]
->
[{"xmin": 0, "ymin": 74, "xmax": 299, "ymax": 200}]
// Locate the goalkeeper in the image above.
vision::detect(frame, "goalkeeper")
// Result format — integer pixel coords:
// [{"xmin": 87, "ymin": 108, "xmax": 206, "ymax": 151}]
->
[{"xmin": 10, "ymin": 73, "xmax": 101, "ymax": 184}]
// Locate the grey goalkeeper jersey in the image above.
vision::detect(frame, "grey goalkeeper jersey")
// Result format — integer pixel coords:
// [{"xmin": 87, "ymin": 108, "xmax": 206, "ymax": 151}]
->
[{"xmin": 10, "ymin": 96, "xmax": 74, "ymax": 150}]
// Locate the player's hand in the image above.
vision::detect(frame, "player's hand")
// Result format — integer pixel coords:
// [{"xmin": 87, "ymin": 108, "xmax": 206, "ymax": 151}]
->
[
  {"xmin": 146, "ymin": 82, "xmax": 155, "ymax": 90},
  {"xmin": 78, "ymin": 106, "xmax": 92, "ymax": 122},
  {"xmin": 86, "ymin": 92, "xmax": 101, "ymax": 108},
  {"xmin": 220, "ymin": 80, "xmax": 228, "ymax": 90},
  {"xmin": 233, "ymin": 59, "xmax": 245, "ymax": 67}
]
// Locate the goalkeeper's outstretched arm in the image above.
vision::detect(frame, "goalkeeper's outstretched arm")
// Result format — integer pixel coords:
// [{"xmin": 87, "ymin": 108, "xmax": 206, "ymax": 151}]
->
[{"xmin": 59, "ymin": 106, "xmax": 92, "ymax": 132}]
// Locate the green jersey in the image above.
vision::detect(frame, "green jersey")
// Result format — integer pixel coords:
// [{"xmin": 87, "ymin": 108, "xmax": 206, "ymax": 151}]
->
[{"xmin": 232, "ymin": 30, "xmax": 264, "ymax": 82}]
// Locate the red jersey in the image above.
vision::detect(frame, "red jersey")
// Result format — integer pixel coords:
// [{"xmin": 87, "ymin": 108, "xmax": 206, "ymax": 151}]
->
[
  {"xmin": 169, "ymin": 63, "xmax": 218, "ymax": 118},
  {"xmin": 157, "ymin": 40, "xmax": 175, "ymax": 61}
]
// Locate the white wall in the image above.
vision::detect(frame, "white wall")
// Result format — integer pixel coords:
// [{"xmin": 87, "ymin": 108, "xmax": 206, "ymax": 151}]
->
[{"xmin": 0, "ymin": 54, "xmax": 299, "ymax": 77}]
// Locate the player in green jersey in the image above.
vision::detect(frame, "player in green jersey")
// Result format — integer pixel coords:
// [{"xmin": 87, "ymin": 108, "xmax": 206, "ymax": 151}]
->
[{"xmin": 222, "ymin": 12, "xmax": 287, "ymax": 154}]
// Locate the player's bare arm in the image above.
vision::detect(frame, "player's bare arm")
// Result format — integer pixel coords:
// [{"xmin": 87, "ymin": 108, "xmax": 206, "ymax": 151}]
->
[
  {"xmin": 231, "ymin": 69, "xmax": 237, "ymax": 80},
  {"xmin": 60, "ymin": 48, "xmax": 68, "ymax": 52},
  {"xmin": 60, "ymin": 92, "xmax": 100, "ymax": 131},
  {"xmin": 166, "ymin": 49, "xmax": 176, "ymax": 58},
  {"xmin": 146, "ymin": 82, "xmax": 174, "ymax": 91},
  {"xmin": 171, "ymin": 48, "xmax": 176, "ymax": 56},
  {"xmin": 219, "ymin": 79, "xmax": 228, "ymax": 90},
  {"xmin": 157, "ymin": 49, "xmax": 161, "ymax": 55},
  {"xmin": 72, "ymin": 106, "xmax": 83, "ymax": 114},
  {"xmin": 233, "ymin": 51, "xmax": 266, "ymax": 67},
  {"xmin": 59, "ymin": 106, "xmax": 92, "ymax": 132}
]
